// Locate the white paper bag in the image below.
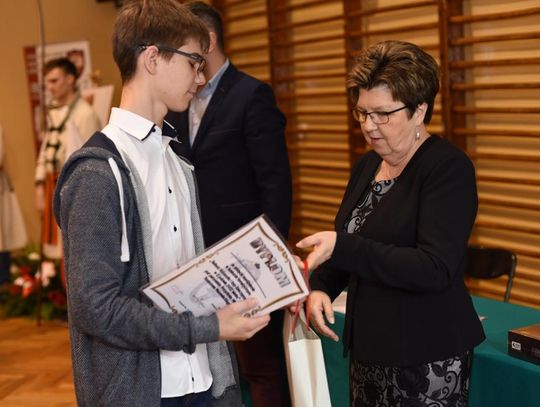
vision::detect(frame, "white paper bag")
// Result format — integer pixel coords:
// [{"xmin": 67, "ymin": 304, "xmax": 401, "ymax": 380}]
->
[{"xmin": 283, "ymin": 309, "xmax": 332, "ymax": 407}]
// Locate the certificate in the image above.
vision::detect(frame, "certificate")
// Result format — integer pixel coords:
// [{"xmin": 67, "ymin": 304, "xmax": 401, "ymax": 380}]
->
[{"xmin": 142, "ymin": 215, "xmax": 309, "ymax": 317}]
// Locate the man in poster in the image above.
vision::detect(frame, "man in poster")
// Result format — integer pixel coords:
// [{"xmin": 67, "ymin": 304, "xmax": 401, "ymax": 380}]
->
[{"xmin": 35, "ymin": 58, "xmax": 100, "ymax": 263}]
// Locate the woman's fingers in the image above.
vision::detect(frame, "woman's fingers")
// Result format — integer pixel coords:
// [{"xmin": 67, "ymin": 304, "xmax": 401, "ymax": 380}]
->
[
  {"xmin": 296, "ymin": 231, "xmax": 337, "ymax": 270},
  {"xmin": 308, "ymin": 291, "xmax": 339, "ymax": 342}
]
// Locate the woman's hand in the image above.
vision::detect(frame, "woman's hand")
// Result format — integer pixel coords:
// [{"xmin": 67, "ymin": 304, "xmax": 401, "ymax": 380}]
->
[
  {"xmin": 308, "ymin": 290, "xmax": 339, "ymax": 342},
  {"xmin": 293, "ymin": 254, "xmax": 304, "ymax": 271},
  {"xmin": 296, "ymin": 231, "xmax": 337, "ymax": 271}
]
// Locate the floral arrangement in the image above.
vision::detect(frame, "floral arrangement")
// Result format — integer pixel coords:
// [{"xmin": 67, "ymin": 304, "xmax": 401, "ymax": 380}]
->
[{"xmin": 0, "ymin": 247, "xmax": 67, "ymax": 320}]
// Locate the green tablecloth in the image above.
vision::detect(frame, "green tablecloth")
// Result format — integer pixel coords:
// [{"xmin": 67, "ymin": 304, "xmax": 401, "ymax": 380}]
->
[
  {"xmin": 242, "ymin": 296, "xmax": 540, "ymax": 406},
  {"xmin": 469, "ymin": 296, "xmax": 540, "ymax": 407},
  {"xmin": 318, "ymin": 295, "xmax": 540, "ymax": 407}
]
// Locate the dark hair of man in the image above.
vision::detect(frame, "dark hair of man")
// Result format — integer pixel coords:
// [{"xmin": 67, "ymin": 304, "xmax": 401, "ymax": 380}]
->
[
  {"xmin": 112, "ymin": 0, "xmax": 210, "ymax": 83},
  {"xmin": 185, "ymin": 1, "xmax": 225, "ymax": 52},
  {"xmin": 347, "ymin": 40, "xmax": 440, "ymax": 124},
  {"xmin": 43, "ymin": 57, "xmax": 78, "ymax": 79}
]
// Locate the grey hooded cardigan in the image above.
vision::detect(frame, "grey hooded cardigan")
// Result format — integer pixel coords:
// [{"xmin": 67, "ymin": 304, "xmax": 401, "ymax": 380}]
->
[{"xmin": 54, "ymin": 132, "xmax": 241, "ymax": 406}]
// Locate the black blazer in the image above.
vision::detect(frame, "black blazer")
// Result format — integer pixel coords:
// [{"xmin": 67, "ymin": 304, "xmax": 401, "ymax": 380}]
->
[
  {"xmin": 310, "ymin": 135, "xmax": 485, "ymax": 366},
  {"xmin": 165, "ymin": 63, "xmax": 292, "ymax": 246}
]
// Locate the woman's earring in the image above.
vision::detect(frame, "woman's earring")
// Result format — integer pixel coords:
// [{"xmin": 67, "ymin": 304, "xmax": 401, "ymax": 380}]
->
[{"xmin": 415, "ymin": 129, "xmax": 420, "ymax": 140}]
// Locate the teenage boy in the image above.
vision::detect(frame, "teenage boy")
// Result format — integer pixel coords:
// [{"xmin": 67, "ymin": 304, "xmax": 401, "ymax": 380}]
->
[{"xmin": 53, "ymin": 1, "xmax": 269, "ymax": 406}]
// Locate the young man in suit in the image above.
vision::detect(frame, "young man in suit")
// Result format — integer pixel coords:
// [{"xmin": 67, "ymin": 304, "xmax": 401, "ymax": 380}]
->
[{"xmin": 165, "ymin": 3, "xmax": 292, "ymax": 406}]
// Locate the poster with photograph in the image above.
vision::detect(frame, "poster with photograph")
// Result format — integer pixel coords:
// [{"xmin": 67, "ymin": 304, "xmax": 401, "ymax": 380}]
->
[{"xmin": 23, "ymin": 40, "xmax": 94, "ymax": 150}]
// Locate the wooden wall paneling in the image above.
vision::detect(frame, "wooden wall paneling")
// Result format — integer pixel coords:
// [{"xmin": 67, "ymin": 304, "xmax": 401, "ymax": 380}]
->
[
  {"xmin": 448, "ymin": 1, "xmax": 540, "ymax": 308},
  {"xmin": 439, "ymin": 0, "xmax": 465, "ymax": 145},
  {"xmin": 268, "ymin": 0, "xmax": 350, "ymax": 242},
  {"xmin": 343, "ymin": 0, "xmax": 365, "ymax": 167},
  {"xmin": 215, "ymin": 0, "xmax": 271, "ymax": 82},
  {"xmin": 268, "ymin": 0, "xmax": 299, "ymax": 242}
]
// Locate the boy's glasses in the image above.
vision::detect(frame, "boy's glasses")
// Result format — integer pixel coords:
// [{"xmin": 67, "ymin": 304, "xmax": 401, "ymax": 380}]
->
[{"xmin": 137, "ymin": 44, "xmax": 206, "ymax": 75}]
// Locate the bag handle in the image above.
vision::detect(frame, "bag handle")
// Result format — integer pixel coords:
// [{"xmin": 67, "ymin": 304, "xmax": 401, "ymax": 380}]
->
[{"xmin": 290, "ymin": 260, "xmax": 310, "ymax": 334}]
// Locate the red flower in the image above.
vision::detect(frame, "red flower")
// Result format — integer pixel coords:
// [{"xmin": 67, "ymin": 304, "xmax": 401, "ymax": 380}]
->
[
  {"xmin": 22, "ymin": 274, "xmax": 35, "ymax": 283},
  {"xmin": 22, "ymin": 283, "xmax": 35, "ymax": 298},
  {"xmin": 19, "ymin": 265, "xmax": 32, "ymax": 276}
]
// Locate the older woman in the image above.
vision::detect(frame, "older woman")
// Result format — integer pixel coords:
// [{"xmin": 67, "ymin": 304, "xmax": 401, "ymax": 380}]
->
[{"xmin": 297, "ymin": 40, "xmax": 485, "ymax": 406}]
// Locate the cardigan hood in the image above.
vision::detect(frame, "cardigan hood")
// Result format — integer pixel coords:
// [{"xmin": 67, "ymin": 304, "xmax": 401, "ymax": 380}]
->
[{"xmin": 55, "ymin": 145, "xmax": 132, "ymax": 262}]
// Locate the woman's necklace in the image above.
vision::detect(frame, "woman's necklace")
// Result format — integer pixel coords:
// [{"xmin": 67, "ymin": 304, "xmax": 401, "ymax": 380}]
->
[{"xmin": 376, "ymin": 160, "xmax": 406, "ymax": 181}]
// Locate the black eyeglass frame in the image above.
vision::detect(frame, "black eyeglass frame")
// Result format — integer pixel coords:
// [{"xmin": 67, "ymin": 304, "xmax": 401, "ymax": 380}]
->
[
  {"xmin": 137, "ymin": 44, "xmax": 206, "ymax": 74},
  {"xmin": 352, "ymin": 105, "xmax": 409, "ymax": 124}
]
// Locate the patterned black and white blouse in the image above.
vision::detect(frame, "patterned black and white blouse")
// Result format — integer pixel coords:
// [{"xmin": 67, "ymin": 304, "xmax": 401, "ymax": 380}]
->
[{"xmin": 345, "ymin": 178, "xmax": 397, "ymax": 233}]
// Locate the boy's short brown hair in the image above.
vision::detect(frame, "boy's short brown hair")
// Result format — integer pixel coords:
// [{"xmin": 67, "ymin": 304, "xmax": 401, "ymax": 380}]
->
[{"xmin": 112, "ymin": 0, "xmax": 209, "ymax": 83}]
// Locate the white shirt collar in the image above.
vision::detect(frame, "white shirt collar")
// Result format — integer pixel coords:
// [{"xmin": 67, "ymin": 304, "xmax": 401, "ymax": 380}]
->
[{"xmin": 108, "ymin": 107, "xmax": 161, "ymax": 141}]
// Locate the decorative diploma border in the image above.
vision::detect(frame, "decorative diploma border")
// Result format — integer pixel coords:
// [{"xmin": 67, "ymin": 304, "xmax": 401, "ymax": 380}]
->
[{"xmin": 146, "ymin": 215, "xmax": 307, "ymax": 315}]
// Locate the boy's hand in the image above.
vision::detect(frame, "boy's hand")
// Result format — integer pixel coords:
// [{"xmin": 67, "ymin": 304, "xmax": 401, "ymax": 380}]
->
[{"xmin": 217, "ymin": 298, "xmax": 270, "ymax": 341}]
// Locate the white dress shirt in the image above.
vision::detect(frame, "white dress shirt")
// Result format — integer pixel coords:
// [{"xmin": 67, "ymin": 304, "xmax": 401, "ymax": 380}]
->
[
  {"xmin": 189, "ymin": 59, "xmax": 230, "ymax": 145},
  {"xmin": 102, "ymin": 107, "xmax": 212, "ymax": 397}
]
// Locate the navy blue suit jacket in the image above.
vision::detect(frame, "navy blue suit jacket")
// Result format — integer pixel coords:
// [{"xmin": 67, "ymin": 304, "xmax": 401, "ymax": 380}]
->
[{"xmin": 165, "ymin": 63, "xmax": 292, "ymax": 246}]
